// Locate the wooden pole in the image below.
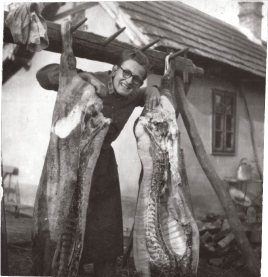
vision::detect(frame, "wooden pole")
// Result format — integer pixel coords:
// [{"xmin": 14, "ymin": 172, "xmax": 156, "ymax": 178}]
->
[
  {"xmin": 174, "ymin": 76, "xmax": 260, "ymax": 277},
  {"xmin": 179, "ymin": 148, "xmax": 194, "ymax": 216},
  {"xmin": 238, "ymin": 84, "xmax": 263, "ymax": 181}
]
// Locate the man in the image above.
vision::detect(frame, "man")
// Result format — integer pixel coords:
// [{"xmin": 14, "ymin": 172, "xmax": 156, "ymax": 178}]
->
[{"xmin": 36, "ymin": 49, "xmax": 160, "ymax": 276}]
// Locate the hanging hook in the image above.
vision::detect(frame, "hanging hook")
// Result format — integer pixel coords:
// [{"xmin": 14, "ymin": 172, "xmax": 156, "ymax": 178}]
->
[
  {"xmin": 70, "ymin": 18, "xmax": 88, "ymax": 33},
  {"xmin": 101, "ymin": 27, "xmax": 126, "ymax": 46},
  {"xmin": 168, "ymin": 47, "xmax": 189, "ymax": 61},
  {"xmin": 139, "ymin": 39, "xmax": 160, "ymax": 52}
]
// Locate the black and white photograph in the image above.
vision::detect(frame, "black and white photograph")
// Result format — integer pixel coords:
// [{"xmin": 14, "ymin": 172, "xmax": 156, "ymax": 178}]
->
[{"xmin": 1, "ymin": 1, "xmax": 267, "ymax": 276}]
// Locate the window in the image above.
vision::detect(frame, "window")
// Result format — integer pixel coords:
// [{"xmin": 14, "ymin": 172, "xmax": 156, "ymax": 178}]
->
[{"xmin": 212, "ymin": 89, "xmax": 236, "ymax": 155}]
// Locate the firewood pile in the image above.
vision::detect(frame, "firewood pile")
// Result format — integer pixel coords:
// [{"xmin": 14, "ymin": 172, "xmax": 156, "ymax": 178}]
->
[{"xmin": 197, "ymin": 205, "xmax": 262, "ymax": 276}]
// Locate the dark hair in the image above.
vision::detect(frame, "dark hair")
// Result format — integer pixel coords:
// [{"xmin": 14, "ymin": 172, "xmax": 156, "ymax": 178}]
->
[{"xmin": 117, "ymin": 49, "xmax": 150, "ymax": 80}]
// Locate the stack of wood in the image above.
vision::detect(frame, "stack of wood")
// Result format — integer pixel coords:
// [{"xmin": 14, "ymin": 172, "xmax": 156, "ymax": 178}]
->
[{"xmin": 197, "ymin": 206, "xmax": 262, "ymax": 275}]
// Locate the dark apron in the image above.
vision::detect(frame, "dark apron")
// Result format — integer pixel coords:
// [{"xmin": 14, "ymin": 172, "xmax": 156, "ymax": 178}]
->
[{"xmin": 80, "ymin": 146, "xmax": 123, "ymax": 264}]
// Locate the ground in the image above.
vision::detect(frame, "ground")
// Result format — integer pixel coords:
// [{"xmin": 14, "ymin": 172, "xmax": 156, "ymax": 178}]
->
[
  {"xmin": 2, "ymin": 208, "xmax": 139, "ymax": 277},
  {"xmin": 2, "ymin": 207, "xmax": 252, "ymax": 277}
]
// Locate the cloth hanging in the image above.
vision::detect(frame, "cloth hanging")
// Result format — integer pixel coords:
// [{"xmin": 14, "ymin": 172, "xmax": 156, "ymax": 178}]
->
[{"xmin": 5, "ymin": 3, "xmax": 49, "ymax": 52}]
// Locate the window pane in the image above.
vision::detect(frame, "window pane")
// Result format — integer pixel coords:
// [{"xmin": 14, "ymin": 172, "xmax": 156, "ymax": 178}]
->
[
  {"xmin": 225, "ymin": 96, "xmax": 234, "ymax": 114},
  {"xmin": 226, "ymin": 132, "xmax": 233, "ymax": 148},
  {"xmin": 215, "ymin": 114, "xmax": 223, "ymax": 130},
  {"xmin": 212, "ymin": 90, "xmax": 236, "ymax": 154},
  {"xmin": 215, "ymin": 131, "xmax": 223, "ymax": 148},
  {"xmin": 215, "ymin": 95, "xmax": 223, "ymax": 113},
  {"xmin": 226, "ymin": 115, "xmax": 233, "ymax": 131}
]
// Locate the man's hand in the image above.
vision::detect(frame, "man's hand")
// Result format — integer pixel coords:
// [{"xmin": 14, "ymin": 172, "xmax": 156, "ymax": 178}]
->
[
  {"xmin": 145, "ymin": 86, "xmax": 161, "ymax": 111},
  {"xmin": 79, "ymin": 72, "xmax": 107, "ymax": 98},
  {"xmin": 90, "ymin": 77, "xmax": 107, "ymax": 98}
]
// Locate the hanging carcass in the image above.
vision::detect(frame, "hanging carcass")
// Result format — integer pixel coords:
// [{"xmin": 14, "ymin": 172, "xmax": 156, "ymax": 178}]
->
[
  {"xmin": 31, "ymin": 19, "xmax": 110, "ymax": 276},
  {"xmin": 133, "ymin": 55, "xmax": 200, "ymax": 276}
]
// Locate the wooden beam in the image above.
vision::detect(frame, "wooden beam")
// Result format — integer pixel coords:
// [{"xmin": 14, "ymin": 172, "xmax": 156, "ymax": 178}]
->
[
  {"xmin": 3, "ymin": 11, "xmax": 204, "ymax": 78},
  {"xmin": 174, "ymin": 76, "xmax": 260, "ymax": 277}
]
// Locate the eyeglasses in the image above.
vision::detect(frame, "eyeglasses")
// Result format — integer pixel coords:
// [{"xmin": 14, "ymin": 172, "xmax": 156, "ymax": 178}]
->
[{"xmin": 118, "ymin": 66, "xmax": 143, "ymax": 86}]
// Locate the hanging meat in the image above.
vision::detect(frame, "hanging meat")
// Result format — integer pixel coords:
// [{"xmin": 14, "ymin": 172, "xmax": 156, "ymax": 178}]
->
[
  {"xmin": 30, "ymin": 19, "xmax": 110, "ymax": 276},
  {"xmin": 133, "ymin": 56, "xmax": 200, "ymax": 276}
]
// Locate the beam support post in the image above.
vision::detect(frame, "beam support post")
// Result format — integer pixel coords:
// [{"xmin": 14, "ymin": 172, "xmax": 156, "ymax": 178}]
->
[{"xmin": 174, "ymin": 75, "xmax": 260, "ymax": 277}]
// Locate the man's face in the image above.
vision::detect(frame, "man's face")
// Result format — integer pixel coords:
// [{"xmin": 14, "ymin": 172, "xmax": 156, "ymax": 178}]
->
[{"xmin": 113, "ymin": 59, "xmax": 146, "ymax": 97}]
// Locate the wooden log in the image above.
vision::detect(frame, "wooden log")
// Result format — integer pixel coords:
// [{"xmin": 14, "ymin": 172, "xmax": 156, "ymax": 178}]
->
[
  {"xmin": 213, "ymin": 229, "xmax": 232, "ymax": 243},
  {"xmin": 174, "ymin": 76, "xmax": 260, "ymax": 277},
  {"xmin": 200, "ymin": 231, "xmax": 213, "ymax": 243},
  {"xmin": 218, "ymin": 232, "xmax": 235, "ymax": 249},
  {"xmin": 3, "ymin": 11, "xmax": 204, "ymax": 78},
  {"xmin": 199, "ymin": 220, "xmax": 222, "ymax": 235},
  {"xmin": 221, "ymin": 218, "xmax": 231, "ymax": 232},
  {"xmin": 199, "ymin": 240, "xmax": 231, "ymax": 259}
]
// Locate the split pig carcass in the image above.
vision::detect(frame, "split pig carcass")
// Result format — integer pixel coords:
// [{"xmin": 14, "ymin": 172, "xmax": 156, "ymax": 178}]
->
[
  {"xmin": 30, "ymin": 19, "xmax": 110, "ymax": 276},
  {"xmin": 133, "ymin": 56, "xmax": 200, "ymax": 276}
]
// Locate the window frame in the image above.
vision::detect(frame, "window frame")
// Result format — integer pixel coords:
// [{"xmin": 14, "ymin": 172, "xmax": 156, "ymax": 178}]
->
[{"xmin": 212, "ymin": 89, "xmax": 236, "ymax": 156}]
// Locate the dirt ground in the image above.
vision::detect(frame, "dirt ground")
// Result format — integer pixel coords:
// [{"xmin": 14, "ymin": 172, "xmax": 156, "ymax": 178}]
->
[
  {"xmin": 3, "ymin": 209, "xmax": 33, "ymax": 276},
  {"xmin": 2, "ymin": 208, "xmax": 252, "ymax": 277},
  {"xmin": 2, "ymin": 208, "xmax": 139, "ymax": 277}
]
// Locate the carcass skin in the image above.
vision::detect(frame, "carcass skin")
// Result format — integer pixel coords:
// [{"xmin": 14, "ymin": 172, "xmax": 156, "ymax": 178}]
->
[
  {"xmin": 31, "ymin": 19, "xmax": 110, "ymax": 276},
  {"xmin": 133, "ymin": 58, "xmax": 199, "ymax": 276}
]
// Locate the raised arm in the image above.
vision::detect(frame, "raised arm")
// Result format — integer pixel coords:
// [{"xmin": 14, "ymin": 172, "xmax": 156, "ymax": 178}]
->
[
  {"xmin": 36, "ymin": 64, "xmax": 107, "ymax": 98},
  {"xmin": 138, "ymin": 84, "xmax": 177, "ymax": 113},
  {"xmin": 137, "ymin": 86, "xmax": 161, "ymax": 112}
]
